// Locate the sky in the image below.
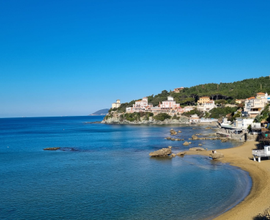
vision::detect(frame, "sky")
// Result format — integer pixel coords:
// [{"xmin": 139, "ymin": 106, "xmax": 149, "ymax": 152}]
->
[{"xmin": 0, "ymin": 0, "xmax": 270, "ymax": 117}]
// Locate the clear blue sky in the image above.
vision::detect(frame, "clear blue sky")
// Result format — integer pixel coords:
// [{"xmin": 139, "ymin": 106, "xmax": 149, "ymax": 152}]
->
[{"xmin": 0, "ymin": 0, "xmax": 269, "ymax": 117}]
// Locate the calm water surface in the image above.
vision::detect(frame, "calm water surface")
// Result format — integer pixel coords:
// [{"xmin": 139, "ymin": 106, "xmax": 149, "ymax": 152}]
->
[{"xmin": 0, "ymin": 116, "xmax": 251, "ymax": 220}]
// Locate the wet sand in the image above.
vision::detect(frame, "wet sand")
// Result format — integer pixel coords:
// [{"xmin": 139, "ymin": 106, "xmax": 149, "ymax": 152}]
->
[{"xmin": 186, "ymin": 141, "xmax": 270, "ymax": 220}]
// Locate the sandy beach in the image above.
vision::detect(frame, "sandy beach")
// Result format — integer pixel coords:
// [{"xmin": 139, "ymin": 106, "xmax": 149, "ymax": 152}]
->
[{"xmin": 186, "ymin": 141, "xmax": 270, "ymax": 219}]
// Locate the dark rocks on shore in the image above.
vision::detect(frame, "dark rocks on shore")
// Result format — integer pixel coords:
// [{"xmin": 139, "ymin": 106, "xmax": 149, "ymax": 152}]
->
[
  {"xmin": 221, "ymin": 138, "xmax": 228, "ymax": 142},
  {"xmin": 149, "ymin": 146, "xmax": 172, "ymax": 157}
]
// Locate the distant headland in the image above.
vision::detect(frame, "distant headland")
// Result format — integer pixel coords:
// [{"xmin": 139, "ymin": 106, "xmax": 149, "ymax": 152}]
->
[{"xmin": 90, "ymin": 108, "xmax": 109, "ymax": 116}]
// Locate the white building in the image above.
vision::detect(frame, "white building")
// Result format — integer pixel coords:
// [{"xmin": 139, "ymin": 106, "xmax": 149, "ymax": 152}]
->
[
  {"xmin": 190, "ymin": 114, "xmax": 200, "ymax": 123},
  {"xmin": 126, "ymin": 97, "xmax": 153, "ymax": 113},
  {"xmin": 112, "ymin": 99, "xmax": 121, "ymax": 109},
  {"xmin": 244, "ymin": 95, "xmax": 267, "ymax": 118},
  {"xmin": 183, "ymin": 106, "xmax": 194, "ymax": 112},
  {"xmin": 197, "ymin": 100, "xmax": 216, "ymax": 112},
  {"xmin": 233, "ymin": 118, "xmax": 254, "ymax": 130}
]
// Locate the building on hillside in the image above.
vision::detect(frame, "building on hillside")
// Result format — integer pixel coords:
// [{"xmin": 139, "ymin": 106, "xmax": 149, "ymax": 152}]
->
[
  {"xmin": 173, "ymin": 87, "xmax": 184, "ymax": 93},
  {"xmin": 235, "ymin": 99, "xmax": 245, "ymax": 104},
  {"xmin": 251, "ymin": 123, "xmax": 262, "ymax": 134},
  {"xmin": 200, "ymin": 118, "xmax": 218, "ymax": 123},
  {"xmin": 159, "ymin": 96, "xmax": 180, "ymax": 109},
  {"xmin": 190, "ymin": 114, "xmax": 200, "ymax": 123},
  {"xmin": 197, "ymin": 96, "xmax": 210, "ymax": 104},
  {"xmin": 183, "ymin": 106, "xmax": 194, "ymax": 112},
  {"xmin": 256, "ymin": 92, "xmax": 270, "ymax": 103},
  {"xmin": 233, "ymin": 118, "xmax": 254, "ymax": 129},
  {"xmin": 112, "ymin": 99, "xmax": 121, "ymax": 109},
  {"xmin": 256, "ymin": 92, "xmax": 266, "ymax": 98},
  {"xmin": 197, "ymin": 100, "xmax": 216, "ymax": 112},
  {"xmin": 244, "ymin": 96, "xmax": 267, "ymax": 118},
  {"xmin": 126, "ymin": 97, "xmax": 153, "ymax": 113}
]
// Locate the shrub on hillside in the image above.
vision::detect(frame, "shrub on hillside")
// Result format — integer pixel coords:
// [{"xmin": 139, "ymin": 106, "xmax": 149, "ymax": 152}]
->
[{"xmin": 154, "ymin": 113, "xmax": 171, "ymax": 121}]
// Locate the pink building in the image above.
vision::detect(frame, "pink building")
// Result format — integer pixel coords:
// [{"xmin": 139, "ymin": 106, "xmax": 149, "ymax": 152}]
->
[{"xmin": 159, "ymin": 96, "xmax": 180, "ymax": 109}]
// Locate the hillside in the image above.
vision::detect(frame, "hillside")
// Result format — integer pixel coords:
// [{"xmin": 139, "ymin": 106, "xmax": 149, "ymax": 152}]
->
[{"xmin": 114, "ymin": 76, "xmax": 270, "ymax": 113}]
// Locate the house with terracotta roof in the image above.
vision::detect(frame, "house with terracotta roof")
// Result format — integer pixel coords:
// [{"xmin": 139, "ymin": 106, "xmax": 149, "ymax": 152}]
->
[
  {"xmin": 173, "ymin": 87, "xmax": 184, "ymax": 93},
  {"xmin": 197, "ymin": 96, "xmax": 216, "ymax": 112},
  {"xmin": 244, "ymin": 95, "xmax": 267, "ymax": 118},
  {"xmin": 197, "ymin": 96, "xmax": 210, "ymax": 105}
]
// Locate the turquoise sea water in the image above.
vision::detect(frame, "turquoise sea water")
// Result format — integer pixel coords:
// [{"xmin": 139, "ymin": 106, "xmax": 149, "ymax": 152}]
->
[{"xmin": 0, "ymin": 116, "xmax": 251, "ymax": 220}]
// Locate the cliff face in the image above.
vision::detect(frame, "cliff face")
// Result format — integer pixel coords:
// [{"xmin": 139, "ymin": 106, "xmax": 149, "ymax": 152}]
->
[{"xmin": 102, "ymin": 112, "xmax": 190, "ymax": 125}]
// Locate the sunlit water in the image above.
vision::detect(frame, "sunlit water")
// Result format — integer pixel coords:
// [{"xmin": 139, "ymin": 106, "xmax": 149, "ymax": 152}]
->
[{"xmin": 0, "ymin": 116, "xmax": 251, "ymax": 220}]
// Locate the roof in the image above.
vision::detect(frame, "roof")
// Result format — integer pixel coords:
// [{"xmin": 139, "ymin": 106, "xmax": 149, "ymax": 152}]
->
[
  {"xmin": 199, "ymin": 96, "xmax": 210, "ymax": 99},
  {"xmin": 257, "ymin": 92, "xmax": 265, "ymax": 95},
  {"xmin": 248, "ymin": 97, "xmax": 255, "ymax": 100}
]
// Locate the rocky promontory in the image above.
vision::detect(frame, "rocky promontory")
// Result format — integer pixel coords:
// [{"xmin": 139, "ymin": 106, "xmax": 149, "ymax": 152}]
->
[{"xmin": 102, "ymin": 112, "xmax": 190, "ymax": 125}]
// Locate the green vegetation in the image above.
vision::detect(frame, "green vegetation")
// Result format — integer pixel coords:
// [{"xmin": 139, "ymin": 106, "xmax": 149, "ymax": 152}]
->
[
  {"xmin": 153, "ymin": 113, "xmax": 171, "ymax": 121},
  {"xmin": 182, "ymin": 108, "xmax": 203, "ymax": 117},
  {"xmin": 208, "ymin": 107, "xmax": 238, "ymax": 119},
  {"xmin": 255, "ymin": 104, "xmax": 270, "ymax": 123},
  {"xmin": 124, "ymin": 113, "xmax": 141, "ymax": 122}
]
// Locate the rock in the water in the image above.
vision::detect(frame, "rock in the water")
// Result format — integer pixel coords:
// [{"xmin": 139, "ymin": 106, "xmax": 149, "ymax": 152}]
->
[
  {"xmin": 171, "ymin": 153, "xmax": 176, "ymax": 157},
  {"xmin": 149, "ymin": 147, "xmax": 172, "ymax": 157},
  {"xmin": 192, "ymin": 135, "xmax": 199, "ymax": 140},
  {"xmin": 183, "ymin": 141, "xmax": 191, "ymax": 146},
  {"xmin": 221, "ymin": 138, "xmax": 228, "ymax": 142},
  {"xmin": 198, "ymin": 144, "xmax": 202, "ymax": 146},
  {"xmin": 209, "ymin": 152, "xmax": 224, "ymax": 160},
  {"xmin": 170, "ymin": 129, "xmax": 178, "ymax": 135},
  {"xmin": 43, "ymin": 147, "xmax": 60, "ymax": 151},
  {"xmin": 189, "ymin": 147, "xmax": 206, "ymax": 151},
  {"xmin": 166, "ymin": 137, "xmax": 171, "ymax": 140},
  {"xmin": 178, "ymin": 130, "xmax": 182, "ymax": 133},
  {"xmin": 176, "ymin": 151, "xmax": 186, "ymax": 156}
]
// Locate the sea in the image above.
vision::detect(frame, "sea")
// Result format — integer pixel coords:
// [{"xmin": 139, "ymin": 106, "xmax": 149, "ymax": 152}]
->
[{"xmin": 0, "ymin": 116, "xmax": 251, "ymax": 220}]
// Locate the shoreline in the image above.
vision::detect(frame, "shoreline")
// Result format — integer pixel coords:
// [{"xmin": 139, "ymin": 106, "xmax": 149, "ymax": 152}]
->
[{"xmin": 186, "ymin": 141, "xmax": 270, "ymax": 220}]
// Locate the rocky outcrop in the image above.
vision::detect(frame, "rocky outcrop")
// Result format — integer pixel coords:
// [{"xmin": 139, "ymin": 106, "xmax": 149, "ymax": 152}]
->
[
  {"xmin": 191, "ymin": 135, "xmax": 199, "ymax": 140},
  {"xmin": 189, "ymin": 147, "xmax": 206, "ymax": 151},
  {"xmin": 43, "ymin": 147, "xmax": 60, "ymax": 151},
  {"xmin": 102, "ymin": 114, "xmax": 190, "ymax": 125},
  {"xmin": 256, "ymin": 207, "xmax": 270, "ymax": 220},
  {"xmin": 176, "ymin": 151, "xmax": 186, "ymax": 156},
  {"xmin": 209, "ymin": 152, "xmax": 224, "ymax": 160},
  {"xmin": 170, "ymin": 129, "xmax": 178, "ymax": 135},
  {"xmin": 149, "ymin": 146, "xmax": 172, "ymax": 157},
  {"xmin": 183, "ymin": 141, "xmax": 191, "ymax": 146}
]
